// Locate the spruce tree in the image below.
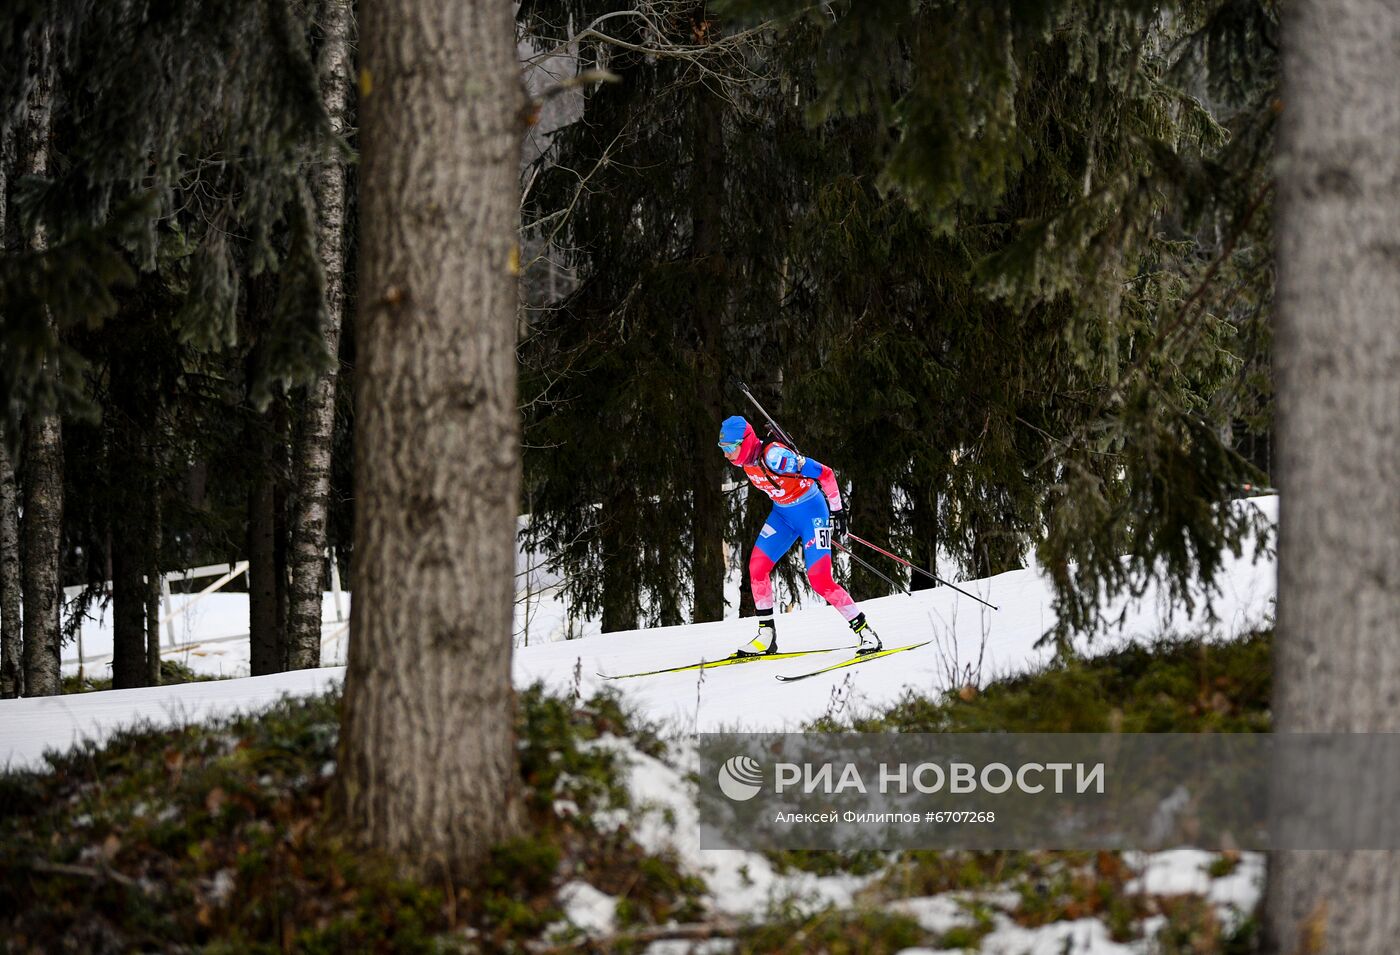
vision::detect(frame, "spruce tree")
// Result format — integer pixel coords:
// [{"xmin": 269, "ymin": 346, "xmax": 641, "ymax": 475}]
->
[
  {"xmin": 714, "ymin": 0, "xmax": 1278, "ymax": 641},
  {"xmin": 518, "ymin": 2, "xmax": 798, "ymax": 628},
  {"xmin": 1, "ymin": 0, "xmax": 341, "ymax": 688}
]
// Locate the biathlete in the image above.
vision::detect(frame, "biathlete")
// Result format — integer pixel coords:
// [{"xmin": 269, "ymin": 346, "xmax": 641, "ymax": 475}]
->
[{"xmin": 718, "ymin": 414, "xmax": 882, "ymax": 658}]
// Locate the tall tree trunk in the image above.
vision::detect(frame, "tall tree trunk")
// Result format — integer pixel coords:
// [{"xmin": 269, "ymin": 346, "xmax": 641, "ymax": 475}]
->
[
  {"xmin": 20, "ymin": 26, "xmax": 62, "ymax": 697},
  {"xmin": 0, "ymin": 422, "xmax": 20, "ymax": 698},
  {"xmin": 688, "ymin": 54, "xmax": 726, "ymax": 624},
  {"xmin": 287, "ymin": 0, "xmax": 356, "ymax": 671},
  {"xmin": 0, "ymin": 128, "xmax": 21, "ymax": 699},
  {"xmin": 1264, "ymin": 0, "xmax": 1400, "ymax": 951},
  {"xmin": 146, "ymin": 494, "xmax": 161, "ymax": 685},
  {"xmin": 335, "ymin": 0, "xmax": 527, "ymax": 878},
  {"xmin": 109, "ymin": 425, "xmax": 147, "ymax": 690},
  {"xmin": 246, "ymin": 270, "xmax": 287, "ymax": 676},
  {"xmin": 110, "ymin": 514, "xmax": 148, "ymax": 688},
  {"xmin": 273, "ymin": 461, "xmax": 289, "ymax": 658},
  {"xmin": 21, "ymin": 412, "xmax": 61, "ymax": 696},
  {"xmin": 247, "ymin": 415, "xmax": 282, "ymax": 675},
  {"xmin": 109, "ymin": 352, "xmax": 153, "ymax": 688}
]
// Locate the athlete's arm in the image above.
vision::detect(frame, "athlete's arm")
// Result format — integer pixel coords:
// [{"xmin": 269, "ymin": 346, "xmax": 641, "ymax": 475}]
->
[
  {"xmin": 764, "ymin": 443, "xmax": 843, "ymax": 507},
  {"xmin": 795, "ymin": 454, "xmax": 842, "ymax": 511}
]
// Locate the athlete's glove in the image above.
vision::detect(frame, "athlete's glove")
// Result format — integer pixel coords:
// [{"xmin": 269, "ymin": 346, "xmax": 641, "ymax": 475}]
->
[{"xmin": 830, "ymin": 508, "xmax": 849, "ymax": 545}]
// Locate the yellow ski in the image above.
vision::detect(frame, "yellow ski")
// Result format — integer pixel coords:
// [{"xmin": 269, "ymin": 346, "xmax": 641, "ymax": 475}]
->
[
  {"xmin": 775, "ymin": 641, "xmax": 932, "ymax": 682},
  {"xmin": 599, "ymin": 646, "xmax": 853, "ymax": 680}
]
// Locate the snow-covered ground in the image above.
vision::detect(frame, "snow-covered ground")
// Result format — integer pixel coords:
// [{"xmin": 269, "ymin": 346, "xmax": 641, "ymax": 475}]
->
[
  {"xmin": 1, "ymin": 498, "xmax": 1277, "ymax": 953},
  {"xmin": 4, "ymin": 496, "xmax": 1275, "ymax": 771}
]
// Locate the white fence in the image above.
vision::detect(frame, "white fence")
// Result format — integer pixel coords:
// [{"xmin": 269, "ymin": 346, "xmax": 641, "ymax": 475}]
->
[{"xmin": 62, "ymin": 551, "xmax": 349, "ymax": 670}]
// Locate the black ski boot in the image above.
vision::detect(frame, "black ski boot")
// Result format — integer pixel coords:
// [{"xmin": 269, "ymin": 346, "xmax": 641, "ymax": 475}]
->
[{"xmin": 850, "ymin": 613, "xmax": 882, "ymax": 654}]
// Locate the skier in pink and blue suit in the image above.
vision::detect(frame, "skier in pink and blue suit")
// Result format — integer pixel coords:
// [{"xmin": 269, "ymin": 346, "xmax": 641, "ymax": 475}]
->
[{"xmin": 717, "ymin": 415, "xmax": 882, "ymax": 657}]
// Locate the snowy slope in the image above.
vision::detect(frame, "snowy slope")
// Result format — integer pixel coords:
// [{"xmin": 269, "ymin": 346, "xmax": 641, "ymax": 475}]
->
[{"xmin": 0, "ymin": 497, "xmax": 1275, "ymax": 770}]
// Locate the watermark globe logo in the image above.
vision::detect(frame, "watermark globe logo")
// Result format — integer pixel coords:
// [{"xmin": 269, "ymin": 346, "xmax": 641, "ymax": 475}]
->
[{"xmin": 717, "ymin": 755, "xmax": 764, "ymax": 801}]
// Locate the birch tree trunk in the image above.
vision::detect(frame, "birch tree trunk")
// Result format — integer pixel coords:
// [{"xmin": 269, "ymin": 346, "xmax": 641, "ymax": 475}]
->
[
  {"xmin": 287, "ymin": 0, "xmax": 356, "ymax": 671},
  {"xmin": 20, "ymin": 26, "xmax": 62, "ymax": 698},
  {"xmin": 335, "ymin": 0, "xmax": 527, "ymax": 877},
  {"xmin": 1265, "ymin": 0, "xmax": 1400, "ymax": 950}
]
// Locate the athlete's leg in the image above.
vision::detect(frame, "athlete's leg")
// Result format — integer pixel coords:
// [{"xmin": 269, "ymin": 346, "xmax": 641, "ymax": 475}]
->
[
  {"xmin": 737, "ymin": 508, "xmax": 800, "ymax": 655},
  {"xmin": 749, "ymin": 507, "xmax": 800, "ymax": 613},
  {"xmin": 787, "ymin": 494, "xmax": 861, "ymax": 622}
]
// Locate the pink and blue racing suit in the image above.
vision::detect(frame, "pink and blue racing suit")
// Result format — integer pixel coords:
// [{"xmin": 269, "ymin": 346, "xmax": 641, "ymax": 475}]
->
[{"xmin": 731, "ymin": 430, "xmax": 860, "ymax": 622}]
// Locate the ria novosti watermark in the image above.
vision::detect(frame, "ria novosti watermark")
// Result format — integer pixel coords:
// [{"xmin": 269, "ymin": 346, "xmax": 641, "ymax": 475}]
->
[
  {"xmin": 761, "ymin": 758, "xmax": 1104, "ymax": 796},
  {"xmin": 697, "ymin": 733, "xmax": 1400, "ymax": 851}
]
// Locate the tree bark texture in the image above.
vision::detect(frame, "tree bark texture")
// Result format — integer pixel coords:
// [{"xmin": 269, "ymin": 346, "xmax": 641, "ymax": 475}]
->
[
  {"xmin": 0, "ymin": 128, "xmax": 21, "ymax": 699},
  {"xmin": 335, "ymin": 0, "xmax": 527, "ymax": 878},
  {"xmin": 21, "ymin": 411, "xmax": 62, "ymax": 696},
  {"xmin": 0, "ymin": 421, "xmax": 21, "ymax": 698},
  {"xmin": 20, "ymin": 26, "xmax": 62, "ymax": 697},
  {"xmin": 1265, "ymin": 0, "xmax": 1400, "ymax": 951},
  {"xmin": 287, "ymin": 0, "xmax": 356, "ymax": 671},
  {"xmin": 688, "ymin": 61, "xmax": 726, "ymax": 624}
]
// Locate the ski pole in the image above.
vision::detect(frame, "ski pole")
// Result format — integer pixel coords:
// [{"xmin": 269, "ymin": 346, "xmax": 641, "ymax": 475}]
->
[
  {"xmin": 846, "ymin": 532, "xmax": 999, "ymax": 611},
  {"xmin": 833, "ymin": 540, "xmax": 910, "ymax": 596},
  {"xmin": 734, "ymin": 379, "xmax": 800, "ymax": 450}
]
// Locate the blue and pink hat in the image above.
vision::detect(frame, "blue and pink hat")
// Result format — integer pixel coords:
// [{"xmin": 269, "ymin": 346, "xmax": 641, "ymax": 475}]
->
[{"xmin": 718, "ymin": 415, "xmax": 758, "ymax": 459}]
